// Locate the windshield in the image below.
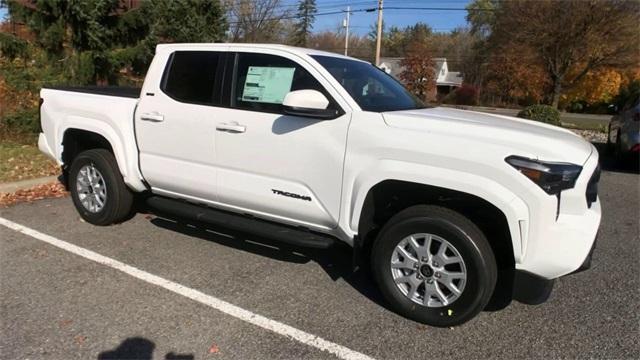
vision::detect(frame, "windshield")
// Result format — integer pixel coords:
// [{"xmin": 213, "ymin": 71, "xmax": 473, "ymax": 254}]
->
[{"xmin": 311, "ymin": 55, "xmax": 427, "ymax": 112}]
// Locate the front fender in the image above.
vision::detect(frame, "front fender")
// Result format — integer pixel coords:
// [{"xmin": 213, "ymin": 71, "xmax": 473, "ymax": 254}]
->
[{"xmin": 343, "ymin": 159, "xmax": 529, "ymax": 262}]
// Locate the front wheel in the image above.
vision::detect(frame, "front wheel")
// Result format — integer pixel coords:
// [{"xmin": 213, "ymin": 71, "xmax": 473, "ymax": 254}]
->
[
  {"xmin": 69, "ymin": 149, "xmax": 134, "ymax": 225},
  {"xmin": 371, "ymin": 205, "xmax": 497, "ymax": 327}
]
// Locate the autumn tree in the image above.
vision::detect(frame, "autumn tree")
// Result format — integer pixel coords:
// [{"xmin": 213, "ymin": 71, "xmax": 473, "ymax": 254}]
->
[
  {"xmin": 308, "ymin": 31, "xmax": 341, "ymax": 52},
  {"xmin": 485, "ymin": 49, "xmax": 550, "ymax": 105},
  {"xmin": 462, "ymin": 0, "xmax": 497, "ymax": 86},
  {"xmin": 226, "ymin": 0, "xmax": 291, "ymax": 43},
  {"xmin": 465, "ymin": 0, "xmax": 498, "ymax": 38},
  {"xmin": 613, "ymin": 79, "xmax": 640, "ymax": 111},
  {"xmin": 429, "ymin": 28, "xmax": 477, "ymax": 72},
  {"xmin": 561, "ymin": 68, "xmax": 623, "ymax": 109},
  {"xmin": 400, "ymin": 41, "xmax": 436, "ymax": 102},
  {"xmin": 490, "ymin": 0, "xmax": 640, "ymax": 108},
  {"xmin": 291, "ymin": 0, "xmax": 316, "ymax": 47},
  {"xmin": 371, "ymin": 22, "xmax": 433, "ymax": 58},
  {"xmin": 308, "ymin": 30, "xmax": 370, "ymax": 59}
]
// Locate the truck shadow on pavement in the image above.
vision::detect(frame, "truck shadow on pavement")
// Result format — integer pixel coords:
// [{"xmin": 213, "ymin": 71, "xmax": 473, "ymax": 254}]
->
[
  {"xmin": 98, "ymin": 336, "xmax": 193, "ymax": 360},
  {"xmin": 149, "ymin": 216, "xmax": 388, "ymax": 310},
  {"xmin": 147, "ymin": 202, "xmax": 516, "ymax": 315}
]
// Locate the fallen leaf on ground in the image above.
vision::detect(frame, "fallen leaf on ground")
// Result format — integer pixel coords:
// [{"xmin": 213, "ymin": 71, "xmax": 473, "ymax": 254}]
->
[
  {"xmin": 74, "ymin": 335, "xmax": 86, "ymax": 345},
  {"xmin": 208, "ymin": 343, "xmax": 220, "ymax": 354},
  {"xmin": 0, "ymin": 182, "xmax": 68, "ymax": 207},
  {"xmin": 58, "ymin": 319, "xmax": 73, "ymax": 328}
]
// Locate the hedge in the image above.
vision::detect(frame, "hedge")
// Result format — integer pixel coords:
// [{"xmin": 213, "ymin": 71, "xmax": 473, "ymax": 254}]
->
[{"xmin": 516, "ymin": 105, "xmax": 561, "ymax": 126}]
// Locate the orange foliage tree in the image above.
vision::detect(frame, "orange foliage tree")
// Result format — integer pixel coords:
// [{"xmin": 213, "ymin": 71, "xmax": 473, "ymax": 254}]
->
[
  {"xmin": 399, "ymin": 41, "xmax": 436, "ymax": 102},
  {"xmin": 561, "ymin": 68, "xmax": 623, "ymax": 107},
  {"xmin": 620, "ymin": 67, "xmax": 640, "ymax": 87},
  {"xmin": 483, "ymin": 44, "xmax": 549, "ymax": 105},
  {"xmin": 489, "ymin": 0, "xmax": 640, "ymax": 108}
]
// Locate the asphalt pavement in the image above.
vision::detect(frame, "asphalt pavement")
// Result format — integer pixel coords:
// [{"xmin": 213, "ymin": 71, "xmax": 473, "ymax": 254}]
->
[{"xmin": 1, "ymin": 156, "xmax": 638, "ymax": 359}]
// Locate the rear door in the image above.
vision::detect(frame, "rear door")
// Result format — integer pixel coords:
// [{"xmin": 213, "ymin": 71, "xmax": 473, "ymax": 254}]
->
[
  {"xmin": 212, "ymin": 50, "xmax": 351, "ymax": 230},
  {"xmin": 135, "ymin": 50, "xmax": 227, "ymax": 201}
]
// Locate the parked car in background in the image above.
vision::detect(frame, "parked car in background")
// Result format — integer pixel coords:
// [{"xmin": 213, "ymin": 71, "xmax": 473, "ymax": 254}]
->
[
  {"xmin": 38, "ymin": 43, "xmax": 601, "ymax": 327},
  {"xmin": 608, "ymin": 96, "xmax": 640, "ymax": 157}
]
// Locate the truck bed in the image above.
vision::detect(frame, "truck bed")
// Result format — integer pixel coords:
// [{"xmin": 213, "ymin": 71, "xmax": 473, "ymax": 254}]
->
[
  {"xmin": 43, "ymin": 86, "xmax": 141, "ymax": 99},
  {"xmin": 39, "ymin": 85, "xmax": 146, "ymax": 191}
]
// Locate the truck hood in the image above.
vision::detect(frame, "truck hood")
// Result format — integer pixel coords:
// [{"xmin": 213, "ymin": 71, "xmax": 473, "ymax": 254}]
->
[{"xmin": 382, "ymin": 107, "xmax": 594, "ymax": 165}]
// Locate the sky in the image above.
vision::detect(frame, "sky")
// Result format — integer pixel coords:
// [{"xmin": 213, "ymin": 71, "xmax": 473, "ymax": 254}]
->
[
  {"xmin": 0, "ymin": 0, "xmax": 471, "ymax": 35},
  {"xmin": 309, "ymin": 0, "xmax": 471, "ymax": 35}
]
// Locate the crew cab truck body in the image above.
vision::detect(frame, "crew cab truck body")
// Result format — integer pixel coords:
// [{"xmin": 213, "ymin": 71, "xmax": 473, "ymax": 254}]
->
[{"xmin": 38, "ymin": 43, "xmax": 601, "ymax": 327}]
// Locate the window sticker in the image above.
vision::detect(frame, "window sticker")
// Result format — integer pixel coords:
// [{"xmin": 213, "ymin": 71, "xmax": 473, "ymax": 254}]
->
[{"xmin": 241, "ymin": 66, "xmax": 296, "ymax": 104}]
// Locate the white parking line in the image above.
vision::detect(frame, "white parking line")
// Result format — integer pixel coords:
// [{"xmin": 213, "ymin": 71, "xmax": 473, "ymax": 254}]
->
[{"xmin": 0, "ymin": 217, "xmax": 375, "ymax": 360}]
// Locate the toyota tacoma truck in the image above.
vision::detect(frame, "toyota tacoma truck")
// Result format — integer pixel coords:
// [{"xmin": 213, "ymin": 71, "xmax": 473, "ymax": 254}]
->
[{"xmin": 38, "ymin": 43, "xmax": 601, "ymax": 327}]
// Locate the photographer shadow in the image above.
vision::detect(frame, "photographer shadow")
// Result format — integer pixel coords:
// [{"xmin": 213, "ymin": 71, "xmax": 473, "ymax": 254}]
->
[{"xmin": 98, "ymin": 337, "xmax": 193, "ymax": 360}]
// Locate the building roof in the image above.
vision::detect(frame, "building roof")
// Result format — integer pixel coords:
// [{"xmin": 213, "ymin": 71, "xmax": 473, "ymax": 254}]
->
[
  {"xmin": 378, "ymin": 57, "xmax": 404, "ymax": 78},
  {"xmin": 441, "ymin": 71, "xmax": 463, "ymax": 86},
  {"xmin": 378, "ymin": 56, "xmax": 463, "ymax": 87}
]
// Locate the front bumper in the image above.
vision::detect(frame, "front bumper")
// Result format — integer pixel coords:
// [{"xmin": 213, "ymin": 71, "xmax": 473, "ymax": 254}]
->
[
  {"xmin": 571, "ymin": 233, "xmax": 597, "ymax": 274},
  {"xmin": 513, "ymin": 234, "xmax": 597, "ymax": 305},
  {"xmin": 515, "ymin": 147, "xmax": 601, "ymax": 279}
]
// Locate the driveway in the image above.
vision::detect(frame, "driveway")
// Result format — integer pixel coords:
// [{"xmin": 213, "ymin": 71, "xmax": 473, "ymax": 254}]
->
[{"xmin": 1, "ymin": 153, "xmax": 638, "ymax": 359}]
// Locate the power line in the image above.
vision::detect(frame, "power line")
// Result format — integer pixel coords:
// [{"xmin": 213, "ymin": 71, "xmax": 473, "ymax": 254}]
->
[
  {"xmin": 226, "ymin": 6, "xmax": 378, "ymax": 25},
  {"xmin": 227, "ymin": 0, "xmax": 376, "ymax": 13},
  {"xmin": 226, "ymin": 4, "xmax": 492, "ymax": 26},
  {"xmin": 383, "ymin": 6, "xmax": 495, "ymax": 12}
]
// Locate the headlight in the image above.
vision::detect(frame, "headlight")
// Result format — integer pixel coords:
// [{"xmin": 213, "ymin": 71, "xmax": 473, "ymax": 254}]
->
[{"xmin": 506, "ymin": 156, "xmax": 582, "ymax": 195}]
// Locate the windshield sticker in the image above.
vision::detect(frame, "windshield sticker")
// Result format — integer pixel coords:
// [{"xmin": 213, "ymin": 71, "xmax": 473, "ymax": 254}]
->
[{"xmin": 242, "ymin": 66, "xmax": 296, "ymax": 104}]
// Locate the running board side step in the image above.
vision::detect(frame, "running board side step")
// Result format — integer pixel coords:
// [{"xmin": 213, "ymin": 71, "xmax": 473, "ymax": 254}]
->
[{"xmin": 144, "ymin": 196, "xmax": 336, "ymax": 249}]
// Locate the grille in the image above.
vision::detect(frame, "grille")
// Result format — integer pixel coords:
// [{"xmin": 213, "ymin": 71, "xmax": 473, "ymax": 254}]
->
[{"xmin": 586, "ymin": 164, "xmax": 600, "ymax": 208}]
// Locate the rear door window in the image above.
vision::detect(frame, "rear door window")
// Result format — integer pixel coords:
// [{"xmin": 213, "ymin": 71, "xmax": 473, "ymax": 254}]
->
[{"xmin": 162, "ymin": 51, "xmax": 221, "ymax": 105}]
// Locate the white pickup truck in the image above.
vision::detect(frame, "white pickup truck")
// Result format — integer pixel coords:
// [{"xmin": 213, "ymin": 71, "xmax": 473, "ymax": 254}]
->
[{"xmin": 38, "ymin": 43, "xmax": 601, "ymax": 326}]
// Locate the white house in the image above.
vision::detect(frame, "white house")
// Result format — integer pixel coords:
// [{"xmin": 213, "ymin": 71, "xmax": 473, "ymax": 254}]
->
[{"xmin": 379, "ymin": 57, "xmax": 463, "ymax": 95}]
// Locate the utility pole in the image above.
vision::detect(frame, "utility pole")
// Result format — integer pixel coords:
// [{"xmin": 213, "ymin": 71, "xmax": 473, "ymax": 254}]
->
[
  {"xmin": 343, "ymin": 6, "xmax": 351, "ymax": 56},
  {"xmin": 374, "ymin": 0, "xmax": 383, "ymax": 66}
]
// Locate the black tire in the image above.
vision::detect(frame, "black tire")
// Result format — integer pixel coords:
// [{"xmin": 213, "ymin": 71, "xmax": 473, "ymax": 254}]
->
[
  {"xmin": 371, "ymin": 205, "xmax": 497, "ymax": 327},
  {"xmin": 69, "ymin": 149, "xmax": 134, "ymax": 225}
]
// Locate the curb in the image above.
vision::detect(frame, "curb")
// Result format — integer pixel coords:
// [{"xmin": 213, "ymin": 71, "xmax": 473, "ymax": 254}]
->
[{"xmin": 0, "ymin": 176, "xmax": 60, "ymax": 194}]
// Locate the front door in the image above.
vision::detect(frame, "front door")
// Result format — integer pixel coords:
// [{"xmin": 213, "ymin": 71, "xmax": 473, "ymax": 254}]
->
[{"xmin": 213, "ymin": 51, "xmax": 351, "ymax": 230}]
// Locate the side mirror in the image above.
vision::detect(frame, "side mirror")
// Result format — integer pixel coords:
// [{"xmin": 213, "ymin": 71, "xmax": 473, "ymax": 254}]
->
[{"xmin": 283, "ymin": 90, "xmax": 336, "ymax": 119}]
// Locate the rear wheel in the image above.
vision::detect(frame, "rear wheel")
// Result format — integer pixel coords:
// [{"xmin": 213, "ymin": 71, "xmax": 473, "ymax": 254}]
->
[
  {"xmin": 69, "ymin": 149, "xmax": 134, "ymax": 225},
  {"xmin": 372, "ymin": 205, "xmax": 497, "ymax": 327}
]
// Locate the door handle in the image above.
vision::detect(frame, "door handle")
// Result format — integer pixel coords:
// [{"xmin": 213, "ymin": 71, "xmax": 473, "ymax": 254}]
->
[
  {"xmin": 140, "ymin": 112, "xmax": 164, "ymax": 122},
  {"xmin": 216, "ymin": 122, "xmax": 246, "ymax": 133}
]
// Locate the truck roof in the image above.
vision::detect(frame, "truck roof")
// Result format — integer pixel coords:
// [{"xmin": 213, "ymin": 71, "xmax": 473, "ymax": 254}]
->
[{"xmin": 155, "ymin": 43, "xmax": 366, "ymax": 62}]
